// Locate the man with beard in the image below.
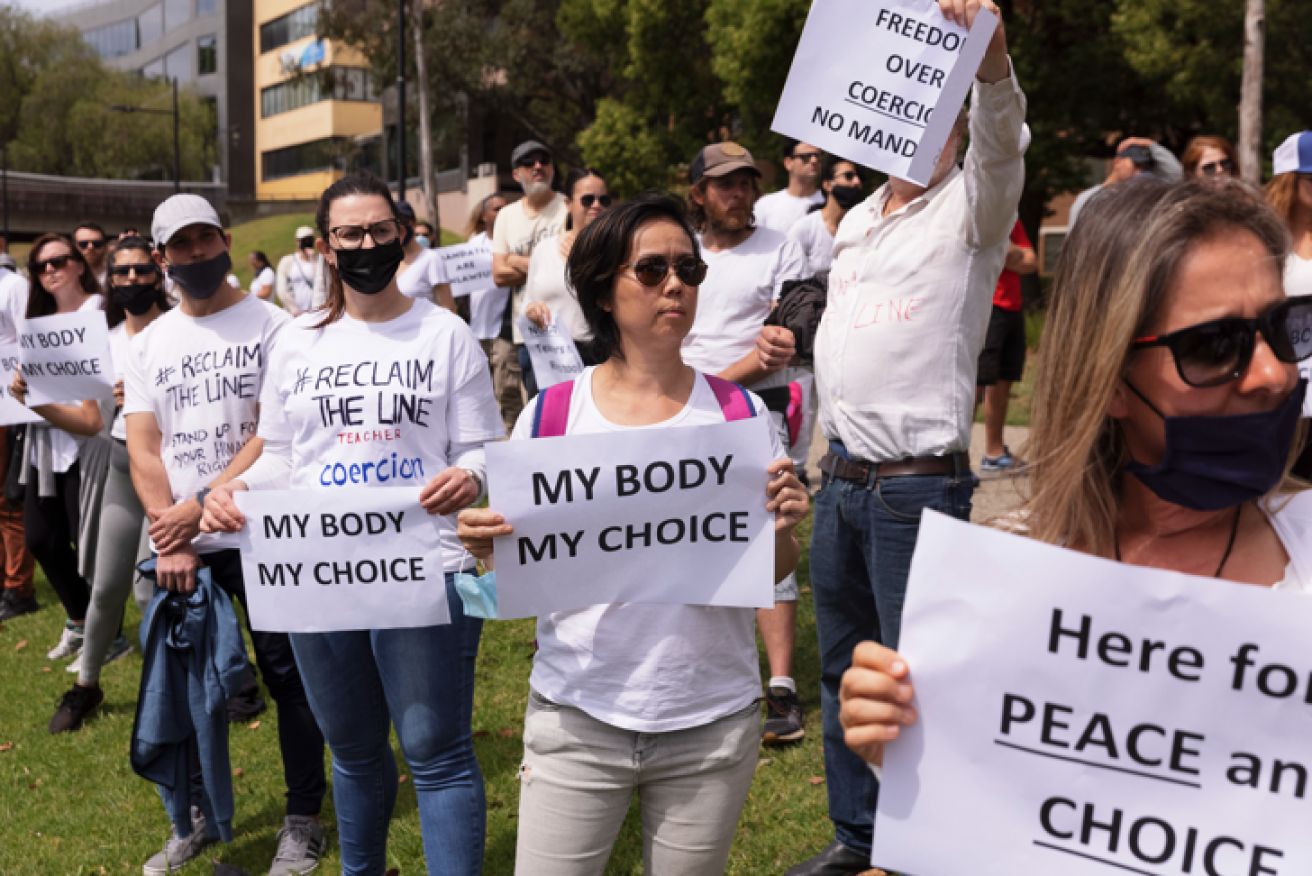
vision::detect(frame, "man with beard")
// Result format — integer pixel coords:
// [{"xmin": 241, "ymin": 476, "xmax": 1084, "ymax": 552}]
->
[
  {"xmin": 491, "ymin": 140, "xmax": 568, "ymax": 418},
  {"xmin": 684, "ymin": 143, "xmax": 810, "ymax": 747}
]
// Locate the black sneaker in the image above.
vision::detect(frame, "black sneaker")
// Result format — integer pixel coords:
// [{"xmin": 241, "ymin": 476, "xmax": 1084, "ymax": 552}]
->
[
  {"xmin": 784, "ymin": 841, "xmax": 878, "ymax": 875},
  {"xmin": 0, "ymin": 590, "xmax": 39, "ymax": 621},
  {"xmin": 762, "ymin": 686, "xmax": 806, "ymax": 745},
  {"xmin": 49, "ymin": 684, "xmax": 104, "ymax": 734}
]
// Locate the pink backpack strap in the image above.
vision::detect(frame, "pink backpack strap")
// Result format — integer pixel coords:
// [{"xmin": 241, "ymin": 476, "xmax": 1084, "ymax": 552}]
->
[
  {"xmin": 704, "ymin": 374, "xmax": 757, "ymax": 422},
  {"xmin": 531, "ymin": 380, "xmax": 575, "ymax": 438}
]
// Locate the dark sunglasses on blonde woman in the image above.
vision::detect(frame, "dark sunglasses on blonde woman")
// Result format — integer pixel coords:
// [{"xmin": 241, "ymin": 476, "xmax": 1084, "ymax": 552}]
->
[{"xmin": 620, "ymin": 256, "xmax": 708, "ymax": 287}]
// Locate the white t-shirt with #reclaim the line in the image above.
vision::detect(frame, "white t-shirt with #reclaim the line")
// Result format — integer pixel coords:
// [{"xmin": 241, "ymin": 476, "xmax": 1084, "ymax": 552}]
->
[
  {"xmin": 123, "ymin": 293, "xmax": 289, "ymax": 553},
  {"xmin": 397, "ymin": 247, "xmax": 450, "ymax": 303},
  {"xmin": 240, "ymin": 299, "xmax": 504, "ymax": 572},
  {"xmin": 753, "ymin": 189, "xmax": 825, "ymax": 234},
  {"xmin": 515, "ymin": 366, "xmax": 786, "ymax": 733}
]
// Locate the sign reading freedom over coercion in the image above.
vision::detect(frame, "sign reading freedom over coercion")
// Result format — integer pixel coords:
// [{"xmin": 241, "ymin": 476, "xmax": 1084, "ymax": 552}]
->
[
  {"xmin": 771, "ymin": 0, "xmax": 997, "ymax": 185},
  {"xmin": 486, "ymin": 418, "xmax": 776, "ymax": 619},
  {"xmin": 17, "ymin": 311, "xmax": 114, "ymax": 406},
  {"xmin": 516, "ymin": 315, "xmax": 584, "ymax": 390},
  {"xmin": 437, "ymin": 239, "xmax": 493, "ymax": 299},
  {"xmin": 873, "ymin": 511, "xmax": 1312, "ymax": 876},
  {"xmin": 236, "ymin": 487, "xmax": 449, "ymax": 632}
]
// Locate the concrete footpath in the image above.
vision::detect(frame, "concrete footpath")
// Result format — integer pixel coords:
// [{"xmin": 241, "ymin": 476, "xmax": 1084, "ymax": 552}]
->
[{"xmin": 802, "ymin": 423, "xmax": 1031, "ymax": 522}]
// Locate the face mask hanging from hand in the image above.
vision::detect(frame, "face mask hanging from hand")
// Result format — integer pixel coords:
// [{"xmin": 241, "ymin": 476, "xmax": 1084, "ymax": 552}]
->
[
  {"xmin": 168, "ymin": 251, "xmax": 233, "ymax": 300},
  {"xmin": 453, "ymin": 552, "xmax": 499, "ymax": 619},
  {"xmin": 332, "ymin": 240, "xmax": 405, "ymax": 296},
  {"xmin": 1123, "ymin": 379, "xmax": 1306, "ymax": 511}
]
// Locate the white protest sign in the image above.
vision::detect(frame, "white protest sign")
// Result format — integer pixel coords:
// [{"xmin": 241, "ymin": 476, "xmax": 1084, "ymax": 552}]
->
[
  {"xmin": 235, "ymin": 487, "xmax": 449, "ymax": 632},
  {"xmin": 17, "ymin": 311, "xmax": 113, "ymax": 406},
  {"xmin": 0, "ymin": 343, "xmax": 44, "ymax": 426},
  {"xmin": 772, "ymin": 0, "xmax": 997, "ymax": 186},
  {"xmin": 486, "ymin": 418, "xmax": 775, "ymax": 619},
  {"xmin": 516, "ymin": 315, "xmax": 584, "ymax": 389},
  {"xmin": 437, "ymin": 239, "xmax": 493, "ymax": 298},
  {"xmin": 873, "ymin": 511, "xmax": 1312, "ymax": 876}
]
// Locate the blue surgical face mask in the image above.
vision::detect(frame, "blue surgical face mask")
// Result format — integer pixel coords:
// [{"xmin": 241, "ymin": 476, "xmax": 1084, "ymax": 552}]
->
[
  {"xmin": 1123, "ymin": 379, "xmax": 1306, "ymax": 511},
  {"xmin": 415, "ymin": 235, "xmax": 431, "ymax": 249},
  {"xmin": 453, "ymin": 554, "xmax": 499, "ymax": 619}
]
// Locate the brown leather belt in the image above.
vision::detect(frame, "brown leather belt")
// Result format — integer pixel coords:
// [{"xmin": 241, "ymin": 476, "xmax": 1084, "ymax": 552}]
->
[{"xmin": 819, "ymin": 450, "xmax": 971, "ymax": 482}]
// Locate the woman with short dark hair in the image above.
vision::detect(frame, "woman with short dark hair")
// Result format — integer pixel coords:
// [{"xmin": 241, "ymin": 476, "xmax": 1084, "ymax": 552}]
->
[{"xmin": 458, "ymin": 193, "xmax": 809, "ymax": 875}]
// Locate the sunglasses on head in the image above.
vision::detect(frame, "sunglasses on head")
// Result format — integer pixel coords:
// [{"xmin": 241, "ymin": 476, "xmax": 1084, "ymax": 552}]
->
[
  {"xmin": 579, "ymin": 194, "xmax": 612, "ymax": 209},
  {"xmin": 517, "ymin": 155, "xmax": 550, "ymax": 169},
  {"xmin": 77, "ymin": 238, "xmax": 106, "ymax": 250},
  {"xmin": 1198, "ymin": 158, "xmax": 1235, "ymax": 176},
  {"xmin": 1130, "ymin": 298, "xmax": 1312, "ymax": 388},
  {"xmin": 35, "ymin": 254, "xmax": 73, "ymax": 273},
  {"xmin": 620, "ymin": 256, "xmax": 708, "ymax": 288},
  {"xmin": 109, "ymin": 263, "xmax": 160, "ymax": 278}
]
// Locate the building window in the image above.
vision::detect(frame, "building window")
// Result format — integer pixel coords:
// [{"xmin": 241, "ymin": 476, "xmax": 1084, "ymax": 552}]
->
[
  {"xmin": 262, "ymin": 137, "xmax": 348, "ymax": 182},
  {"xmin": 165, "ymin": 43, "xmax": 192, "ymax": 84},
  {"xmin": 197, "ymin": 0, "xmax": 216, "ymax": 14},
  {"xmin": 259, "ymin": 4, "xmax": 317, "ymax": 54},
  {"xmin": 198, "ymin": 34, "xmax": 217, "ymax": 74},
  {"xmin": 141, "ymin": 57, "xmax": 165, "ymax": 78},
  {"xmin": 260, "ymin": 67, "xmax": 378, "ymax": 118},
  {"xmin": 164, "ymin": 0, "xmax": 190, "ymax": 32},
  {"xmin": 138, "ymin": 4, "xmax": 163, "ymax": 46},
  {"xmin": 85, "ymin": 19, "xmax": 138, "ymax": 59}
]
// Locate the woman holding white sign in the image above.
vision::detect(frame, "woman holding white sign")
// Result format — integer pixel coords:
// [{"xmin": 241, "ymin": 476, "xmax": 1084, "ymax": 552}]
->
[
  {"xmin": 10, "ymin": 234, "xmax": 107, "ymax": 666},
  {"xmin": 523, "ymin": 167, "xmax": 611, "ymax": 363},
  {"xmin": 200, "ymin": 173, "xmax": 503, "ymax": 876},
  {"xmin": 838, "ymin": 182, "xmax": 1312, "ymax": 771},
  {"xmin": 458, "ymin": 193, "xmax": 809, "ymax": 875},
  {"xmin": 49, "ymin": 235, "xmax": 171, "ymax": 734}
]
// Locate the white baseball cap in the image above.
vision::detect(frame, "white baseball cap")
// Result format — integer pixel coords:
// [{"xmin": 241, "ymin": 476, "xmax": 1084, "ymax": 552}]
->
[
  {"xmin": 1273, "ymin": 132, "xmax": 1312, "ymax": 176},
  {"xmin": 151, "ymin": 194, "xmax": 222, "ymax": 248}
]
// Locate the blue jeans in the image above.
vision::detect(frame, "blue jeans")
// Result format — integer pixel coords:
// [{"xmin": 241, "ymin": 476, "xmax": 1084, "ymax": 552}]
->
[
  {"xmin": 810, "ymin": 462, "xmax": 973, "ymax": 857},
  {"xmin": 291, "ymin": 574, "xmax": 485, "ymax": 876}
]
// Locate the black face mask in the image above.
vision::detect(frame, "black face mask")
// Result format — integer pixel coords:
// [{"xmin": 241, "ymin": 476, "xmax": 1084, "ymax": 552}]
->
[
  {"xmin": 111, "ymin": 282, "xmax": 159, "ymax": 316},
  {"xmin": 333, "ymin": 240, "xmax": 404, "ymax": 296},
  {"xmin": 830, "ymin": 184, "xmax": 864, "ymax": 210},
  {"xmin": 168, "ymin": 251, "xmax": 232, "ymax": 300}
]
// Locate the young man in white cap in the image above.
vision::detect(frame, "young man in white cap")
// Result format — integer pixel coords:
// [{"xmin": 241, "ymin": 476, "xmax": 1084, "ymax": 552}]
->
[
  {"xmin": 685, "ymin": 141, "xmax": 811, "ymax": 747},
  {"xmin": 275, "ymin": 224, "xmax": 326, "ymax": 317},
  {"xmin": 490, "ymin": 139, "xmax": 567, "ymax": 423},
  {"xmin": 124, "ymin": 194, "xmax": 328, "ymax": 876}
]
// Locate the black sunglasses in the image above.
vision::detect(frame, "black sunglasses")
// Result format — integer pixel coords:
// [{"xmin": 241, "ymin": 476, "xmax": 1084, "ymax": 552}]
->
[
  {"xmin": 579, "ymin": 194, "xmax": 612, "ymax": 209},
  {"xmin": 620, "ymin": 256, "xmax": 708, "ymax": 288},
  {"xmin": 791, "ymin": 151, "xmax": 822, "ymax": 163},
  {"xmin": 1130, "ymin": 298, "xmax": 1312, "ymax": 388},
  {"xmin": 35, "ymin": 254, "xmax": 73, "ymax": 273},
  {"xmin": 1198, "ymin": 158, "xmax": 1235, "ymax": 176},
  {"xmin": 109, "ymin": 263, "xmax": 160, "ymax": 278},
  {"xmin": 516, "ymin": 155, "xmax": 550, "ymax": 169},
  {"xmin": 77, "ymin": 238, "xmax": 106, "ymax": 250}
]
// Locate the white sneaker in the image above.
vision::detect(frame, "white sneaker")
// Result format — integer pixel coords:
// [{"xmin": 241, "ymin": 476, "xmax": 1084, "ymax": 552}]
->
[
  {"xmin": 142, "ymin": 807, "xmax": 216, "ymax": 875},
  {"xmin": 47, "ymin": 624, "xmax": 84, "ymax": 660},
  {"xmin": 67, "ymin": 635, "xmax": 133, "ymax": 673}
]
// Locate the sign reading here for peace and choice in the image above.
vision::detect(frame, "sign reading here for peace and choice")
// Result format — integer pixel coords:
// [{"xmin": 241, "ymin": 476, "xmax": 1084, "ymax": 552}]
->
[
  {"xmin": 236, "ymin": 487, "xmax": 449, "ymax": 633},
  {"xmin": 516, "ymin": 315, "xmax": 584, "ymax": 389},
  {"xmin": 873, "ymin": 511, "xmax": 1312, "ymax": 876},
  {"xmin": 486, "ymin": 418, "xmax": 775, "ymax": 619},
  {"xmin": 437, "ymin": 239, "xmax": 494, "ymax": 299},
  {"xmin": 0, "ymin": 343, "xmax": 44, "ymax": 426},
  {"xmin": 17, "ymin": 311, "xmax": 114, "ymax": 407},
  {"xmin": 771, "ymin": 0, "xmax": 996, "ymax": 186}
]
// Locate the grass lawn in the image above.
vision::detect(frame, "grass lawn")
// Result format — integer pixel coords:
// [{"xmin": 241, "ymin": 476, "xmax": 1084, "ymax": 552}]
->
[
  {"xmin": 0, "ymin": 516, "xmax": 838, "ymax": 875},
  {"xmin": 227, "ymin": 214, "xmax": 463, "ymax": 291}
]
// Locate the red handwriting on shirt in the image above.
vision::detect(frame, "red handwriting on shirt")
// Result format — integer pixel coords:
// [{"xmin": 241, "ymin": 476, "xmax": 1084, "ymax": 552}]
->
[
  {"xmin": 853, "ymin": 297, "xmax": 924, "ymax": 329},
  {"xmin": 336, "ymin": 428, "xmax": 403, "ymax": 445}
]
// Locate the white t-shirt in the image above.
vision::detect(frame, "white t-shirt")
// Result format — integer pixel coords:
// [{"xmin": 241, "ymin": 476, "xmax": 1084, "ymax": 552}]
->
[
  {"xmin": 1285, "ymin": 254, "xmax": 1312, "ymax": 299},
  {"xmin": 0, "ymin": 269, "xmax": 28, "ymax": 345},
  {"xmin": 523, "ymin": 235, "xmax": 591, "ymax": 341},
  {"xmin": 753, "ymin": 189, "xmax": 825, "ymax": 234},
  {"xmin": 287, "ymin": 254, "xmax": 318, "ymax": 313},
  {"xmin": 467, "ymin": 232, "xmax": 510, "ymax": 341},
  {"xmin": 491, "ymin": 194, "xmax": 568, "ymax": 343},
  {"xmin": 241, "ymin": 299, "xmax": 504, "ymax": 572},
  {"xmin": 514, "ymin": 366, "xmax": 786, "ymax": 732},
  {"xmin": 788, "ymin": 209, "xmax": 836, "ymax": 275},
  {"xmin": 250, "ymin": 266, "xmax": 275, "ymax": 298},
  {"xmin": 396, "ymin": 248, "xmax": 450, "ymax": 303},
  {"xmin": 108, "ymin": 322, "xmax": 135, "ymax": 442},
  {"xmin": 682, "ymin": 227, "xmax": 807, "ymax": 375},
  {"xmin": 123, "ymin": 294, "xmax": 289, "ymax": 553}
]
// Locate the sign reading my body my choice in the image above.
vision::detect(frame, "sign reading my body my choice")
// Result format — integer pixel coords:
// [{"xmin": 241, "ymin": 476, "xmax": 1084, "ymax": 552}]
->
[
  {"xmin": 236, "ymin": 487, "xmax": 448, "ymax": 633},
  {"xmin": 18, "ymin": 311, "xmax": 113, "ymax": 406},
  {"xmin": 772, "ymin": 0, "xmax": 997, "ymax": 185},
  {"xmin": 486, "ymin": 418, "xmax": 775, "ymax": 619},
  {"xmin": 0, "ymin": 343, "xmax": 44, "ymax": 426},
  {"xmin": 873, "ymin": 511, "xmax": 1312, "ymax": 876}
]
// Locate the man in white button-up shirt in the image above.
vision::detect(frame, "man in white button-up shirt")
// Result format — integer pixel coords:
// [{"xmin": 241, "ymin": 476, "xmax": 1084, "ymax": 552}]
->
[{"xmin": 785, "ymin": 1, "xmax": 1027, "ymax": 872}]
